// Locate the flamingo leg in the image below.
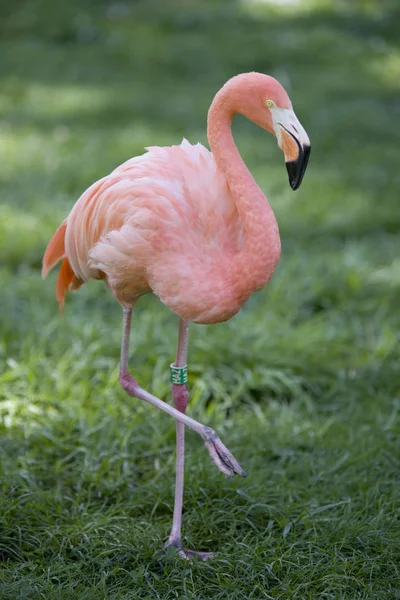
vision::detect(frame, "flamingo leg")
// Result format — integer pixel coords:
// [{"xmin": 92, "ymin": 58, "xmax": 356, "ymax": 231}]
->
[
  {"xmin": 166, "ymin": 320, "xmax": 213, "ymax": 560},
  {"xmin": 167, "ymin": 319, "xmax": 189, "ymax": 547},
  {"xmin": 118, "ymin": 308, "xmax": 246, "ymax": 553},
  {"xmin": 119, "ymin": 308, "xmax": 246, "ymax": 477}
]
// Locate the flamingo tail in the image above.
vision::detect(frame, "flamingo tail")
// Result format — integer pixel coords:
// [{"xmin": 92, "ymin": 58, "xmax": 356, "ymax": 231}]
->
[{"xmin": 42, "ymin": 222, "xmax": 83, "ymax": 312}]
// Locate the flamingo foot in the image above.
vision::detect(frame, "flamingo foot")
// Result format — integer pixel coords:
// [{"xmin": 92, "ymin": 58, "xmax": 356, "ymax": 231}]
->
[
  {"xmin": 178, "ymin": 548, "xmax": 214, "ymax": 561},
  {"xmin": 165, "ymin": 540, "xmax": 214, "ymax": 561},
  {"xmin": 202, "ymin": 427, "xmax": 247, "ymax": 478}
]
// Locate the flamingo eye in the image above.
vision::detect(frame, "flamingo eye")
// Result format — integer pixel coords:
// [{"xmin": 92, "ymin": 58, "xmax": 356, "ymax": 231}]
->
[{"xmin": 265, "ymin": 100, "xmax": 274, "ymax": 108}]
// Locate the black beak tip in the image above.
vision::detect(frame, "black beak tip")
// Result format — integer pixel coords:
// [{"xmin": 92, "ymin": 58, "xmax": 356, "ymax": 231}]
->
[
  {"xmin": 286, "ymin": 144, "xmax": 311, "ymax": 191},
  {"xmin": 289, "ymin": 172, "xmax": 300, "ymax": 191}
]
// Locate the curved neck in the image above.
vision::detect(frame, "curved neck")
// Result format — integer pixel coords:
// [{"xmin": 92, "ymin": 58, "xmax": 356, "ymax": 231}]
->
[{"xmin": 207, "ymin": 94, "xmax": 281, "ymax": 292}]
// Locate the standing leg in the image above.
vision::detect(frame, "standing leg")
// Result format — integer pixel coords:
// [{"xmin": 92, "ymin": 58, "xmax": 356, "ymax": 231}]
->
[
  {"xmin": 167, "ymin": 319, "xmax": 189, "ymax": 547},
  {"xmin": 119, "ymin": 308, "xmax": 246, "ymax": 478},
  {"xmin": 166, "ymin": 320, "xmax": 213, "ymax": 559},
  {"xmin": 118, "ymin": 308, "xmax": 246, "ymax": 554}
]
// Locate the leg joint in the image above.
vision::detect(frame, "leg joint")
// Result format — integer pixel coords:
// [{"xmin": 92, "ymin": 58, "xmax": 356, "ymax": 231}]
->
[
  {"xmin": 202, "ymin": 426, "xmax": 218, "ymax": 443},
  {"xmin": 171, "ymin": 383, "xmax": 189, "ymax": 413},
  {"xmin": 119, "ymin": 372, "xmax": 140, "ymax": 395}
]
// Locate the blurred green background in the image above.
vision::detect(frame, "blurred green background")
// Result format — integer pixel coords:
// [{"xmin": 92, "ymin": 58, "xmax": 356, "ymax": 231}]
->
[{"xmin": 1, "ymin": 0, "xmax": 400, "ymax": 598}]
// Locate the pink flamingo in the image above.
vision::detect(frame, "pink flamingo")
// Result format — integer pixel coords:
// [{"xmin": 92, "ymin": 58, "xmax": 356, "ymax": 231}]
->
[{"xmin": 42, "ymin": 72, "xmax": 310, "ymax": 559}]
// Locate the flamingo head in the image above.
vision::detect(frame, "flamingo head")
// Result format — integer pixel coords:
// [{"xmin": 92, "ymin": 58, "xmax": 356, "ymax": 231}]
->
[{"xmin": 225, "ymin": 73, "xmax": 311, "ymax": 190}]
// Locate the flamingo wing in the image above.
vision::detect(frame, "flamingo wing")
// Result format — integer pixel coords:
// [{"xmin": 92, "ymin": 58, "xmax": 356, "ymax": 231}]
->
[{"xmin": 43, "ymin": 140, "xmax": 242, "ymax": 319}]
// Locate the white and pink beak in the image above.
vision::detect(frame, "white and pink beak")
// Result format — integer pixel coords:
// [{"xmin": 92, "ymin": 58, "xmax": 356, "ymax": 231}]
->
[{"xmin": 271, "ymin": 107, "xmax": 311, "ymax": 190}]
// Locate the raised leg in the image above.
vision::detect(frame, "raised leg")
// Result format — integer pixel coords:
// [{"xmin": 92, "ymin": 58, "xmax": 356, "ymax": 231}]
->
[
  {"xmin": 119, "ymin": 308, "xmax": 246, "ymax": 479},
  {"xmin": 166, "ymin": 320, "xmax": 213, "ymax": 560}
]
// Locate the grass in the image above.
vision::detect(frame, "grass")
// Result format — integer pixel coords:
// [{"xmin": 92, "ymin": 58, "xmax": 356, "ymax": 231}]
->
[{"xmin": 1, "ymin": 0, "xmax": 400, "ymax": 598}]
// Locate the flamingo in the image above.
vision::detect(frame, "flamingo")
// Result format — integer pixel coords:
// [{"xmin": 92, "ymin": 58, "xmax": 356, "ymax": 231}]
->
[{"xmin": 42, "ymin": 72, "xmax": 310, "ymax": 559}]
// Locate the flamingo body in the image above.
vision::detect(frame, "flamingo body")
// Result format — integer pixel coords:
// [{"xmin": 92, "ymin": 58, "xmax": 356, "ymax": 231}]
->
[{"xmin": 44, "ymin": 139, "xmax": 273, "ymax": 324}]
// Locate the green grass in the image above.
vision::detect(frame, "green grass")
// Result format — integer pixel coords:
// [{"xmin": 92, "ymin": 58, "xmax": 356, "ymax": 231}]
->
[{"xmin": 1, "ymin": 0, "xmax": 400, "ymax": 598}]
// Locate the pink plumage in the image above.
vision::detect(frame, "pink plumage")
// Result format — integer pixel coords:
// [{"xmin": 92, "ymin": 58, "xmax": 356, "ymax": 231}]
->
[
  {"xmin": 66, "ymin": 140, "xmax": 246, "ymax": 322},
  {"xmin": 42, "ymin": 72, "xmax": 311, "ymax": 558}
]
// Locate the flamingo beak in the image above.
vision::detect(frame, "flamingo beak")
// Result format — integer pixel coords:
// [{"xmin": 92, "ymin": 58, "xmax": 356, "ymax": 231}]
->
[
  {"xmin": 284, "ymin": 132, "xmax": 311, "ymax": 191},
  {"xmin": 272, "ymin": 108, "xmax": 311, "ymax": 190}
]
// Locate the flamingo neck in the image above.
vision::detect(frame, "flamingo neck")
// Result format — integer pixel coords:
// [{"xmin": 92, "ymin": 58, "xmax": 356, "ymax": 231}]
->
[{"xmin": 207, "ymin": 96, "xmax": 281, "ymax": 294}]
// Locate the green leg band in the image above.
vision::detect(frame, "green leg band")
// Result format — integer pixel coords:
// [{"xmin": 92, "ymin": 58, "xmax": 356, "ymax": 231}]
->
[{"xmin": 170, "ymin": 364, "xmax": 188, "ymax": 385}]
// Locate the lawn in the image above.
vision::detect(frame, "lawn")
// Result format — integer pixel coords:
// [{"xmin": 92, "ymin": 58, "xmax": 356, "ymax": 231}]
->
[{"xmin": 1, "ymin": 0, "xmax": 400, "ymax": 598}]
